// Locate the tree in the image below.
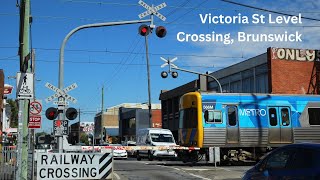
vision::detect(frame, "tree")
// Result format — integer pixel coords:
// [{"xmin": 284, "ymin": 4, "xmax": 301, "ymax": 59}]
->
[
  {"xmin": 80, "ymin": 132, "xmax": 89, "ymax": 145},
  {"xmin": 7, "ymin": 99, "xmax": 18, "ymax": 128}
]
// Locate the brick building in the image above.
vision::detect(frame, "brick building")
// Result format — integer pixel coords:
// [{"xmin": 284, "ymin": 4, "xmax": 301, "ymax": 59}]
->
[
  {"xmin": 94, "ymin": 103, "xmax": 161, "ymax": 144},
  {"xmin": 160, "ymin": 47, "xmax": 320, "ymax": 140},
  {"xmin": 118, "ymin": 107, "xmax": 162, "ymax": 143}
]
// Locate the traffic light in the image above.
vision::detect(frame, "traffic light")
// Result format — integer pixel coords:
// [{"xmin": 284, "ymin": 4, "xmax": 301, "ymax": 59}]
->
[
  {"xmin": 171, "ymin": 71, "xmax": 178, "ymax": 78},
  {"xmin": 66, "ymin": 107, "xmax": 78, "ymax": 120},
  {"xmin": 161, "ymin": 71, "xmax": 168, "ymax": 78},
  {"xmin": 45, "ymin": 107, "xmax": 58, "ymax": 120},
  {"xmin": 138, "ymin": 24, "xmax": 150, "ymax": 36},
  {"xmin": 155, "ymin": 26, "xmax": 167, "ymax": 38}
]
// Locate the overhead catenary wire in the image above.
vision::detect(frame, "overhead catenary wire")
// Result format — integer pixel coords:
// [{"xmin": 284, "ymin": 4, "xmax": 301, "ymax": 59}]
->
[
  {"xmin": 221, "ymin": 0, "xmax": 320, "ymax": 22},
  {"xmin": 0, "ymin": 46, "xmax": 245, "ymax": 59},
  {"xmin": 59, "ymin": 0, "xmax": 320, "ymax": 14}
]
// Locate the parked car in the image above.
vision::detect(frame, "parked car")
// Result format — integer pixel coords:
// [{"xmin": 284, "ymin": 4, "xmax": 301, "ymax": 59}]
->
[
  {"xmin": 242, "ymin": 143, "xmax": 320, "ymax": 180},
  {"xmin": 109, "ymin": 144, "xmax": 128, "ymax": 159}
]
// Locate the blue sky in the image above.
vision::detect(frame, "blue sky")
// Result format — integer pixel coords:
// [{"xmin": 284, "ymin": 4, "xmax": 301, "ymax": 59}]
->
[{"xmin": 2, "ymin": 0, "xmax": 320, "ymax": 132}]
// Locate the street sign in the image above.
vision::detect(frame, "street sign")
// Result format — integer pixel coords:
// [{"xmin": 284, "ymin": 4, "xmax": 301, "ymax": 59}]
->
[
  {"xmin": 29, "ymin": 100, "xmax": 42, "ymax": 115},
  {"xmin": 53, "ymin": 101, "xmax": 69, "ymax": 106},
  {"xmin": 138, "ymin": 0, "xmax": 167, "ymax": 21},
  {"xmin": 37, "ymin": 153, "xmax": 113, "ymax": 179},
  {"xmin": 45, "ymin": 82, "xmax": 77, "ymax": 103},
  {"xmin": 83, "ymin": 125, "xmax": 94, "ymax": 132},
  {"xmin": 16, "ymin": 72, "xmax": 34, "ymax": 99},
  {"xmin": 29, "ymin": 100, "xmax": 42, "ymax": 129},
  {"xmin": 53, "ymin": 120, "xmax": 69, "ymax": 135},
  {"xmin": 29, "ymin": 116, "xmax": 42, "ymax": 129}
]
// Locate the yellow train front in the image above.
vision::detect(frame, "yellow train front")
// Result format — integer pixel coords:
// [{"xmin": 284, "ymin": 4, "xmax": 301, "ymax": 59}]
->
[{"xmin": 177, "ymin": 91, "xmax": 320, "ymax": 164}]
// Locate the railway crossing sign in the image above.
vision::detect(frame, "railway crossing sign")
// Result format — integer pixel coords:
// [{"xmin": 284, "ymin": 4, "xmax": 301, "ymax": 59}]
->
[
  {"xmin": 138, "ymin": 0, "xmax": 167, "ymax": 21},
  {"xmin": 28, "ymin": 100, "xmax": 42, "ymax": 129},
  {"xmin": 45, "ymin": 82, "xmax": 77, "ymax": 103},
  {"xmin": 160, "ymin": 57, "xmax": 178, "ymax": 68},
  {"xmin": 37, "ymin": 153, "xmax": 113, "ymax": 179},
  {"xmin": 16, "ymin": 72, "xmax": 34, "ymax": 99}
]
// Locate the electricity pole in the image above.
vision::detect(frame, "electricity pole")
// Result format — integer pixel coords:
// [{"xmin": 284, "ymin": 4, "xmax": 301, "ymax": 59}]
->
[
  {"xmin": 144, "ymin": 36, "xmax": 152, "ymax": 128},
  {"xmin": 17, "ymin": 0, "xmax": 31, "ymax": 179}
]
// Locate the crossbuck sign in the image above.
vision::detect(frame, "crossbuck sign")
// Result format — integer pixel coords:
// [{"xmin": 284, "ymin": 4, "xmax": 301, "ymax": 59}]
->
[
  {"xmin": 138, "ymin": 0, "xmax": 167, "ymax": 21},
  {"xmin": 45, "ymin": 82, "xmax": 77, "ymax": 104}
]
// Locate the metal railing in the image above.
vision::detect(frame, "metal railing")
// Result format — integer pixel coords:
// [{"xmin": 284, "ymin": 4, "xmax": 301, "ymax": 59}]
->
[{"xmin": 0, "ymin": 146, "xmax": 17, "ymax": 180}]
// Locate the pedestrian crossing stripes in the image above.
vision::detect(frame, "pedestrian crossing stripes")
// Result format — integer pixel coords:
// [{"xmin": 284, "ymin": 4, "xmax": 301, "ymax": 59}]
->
[{"xmin": 99, "ymin": 153, "xmax": 113, "ymax": 179}]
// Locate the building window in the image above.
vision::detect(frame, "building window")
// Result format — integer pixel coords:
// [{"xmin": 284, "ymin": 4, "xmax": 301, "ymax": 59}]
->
[
  {"xmin": 308, "ymin": 108, "xmax": 320, "ymax": 125},
  {"xmin": 129, "ymin": 118, "xmax": 136, "ymax": 128},
  {"xmin": 256, "ymin": 74, "xmax": 268, "ymax": 93},
  {"xmin": 230, "ymin": 81, "xmax": 241, "ymax": 93},
  {"xmin": 242, "ymin": 77, "xmax": 254, "ymax": 93}
]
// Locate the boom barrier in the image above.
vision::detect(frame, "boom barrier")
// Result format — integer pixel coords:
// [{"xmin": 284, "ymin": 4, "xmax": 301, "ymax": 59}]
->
[{"xmin": 81, "ymin": 145, "xmax": 200, "ymax": 152}]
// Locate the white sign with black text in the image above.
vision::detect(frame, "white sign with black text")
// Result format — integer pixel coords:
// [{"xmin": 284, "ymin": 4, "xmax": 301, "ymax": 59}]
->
[
  {"xmin": 37, "ymin": 153, "xmax": 113, "ymax": 179},
  {"xmin": 16, "ymin": 72, "xmax": 34, "ymax": 99}
]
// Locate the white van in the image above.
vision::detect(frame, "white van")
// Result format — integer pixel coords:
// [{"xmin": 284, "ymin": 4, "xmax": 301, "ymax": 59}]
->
[{"xmin": 136, "ymin": 128, "xmax": 177, "ymax": 161}]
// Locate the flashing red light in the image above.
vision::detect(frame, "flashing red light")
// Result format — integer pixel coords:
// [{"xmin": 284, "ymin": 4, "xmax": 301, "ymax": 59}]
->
[{"xmin": 138, "ymin": 24, "xmax": 150, "ymax": 36}]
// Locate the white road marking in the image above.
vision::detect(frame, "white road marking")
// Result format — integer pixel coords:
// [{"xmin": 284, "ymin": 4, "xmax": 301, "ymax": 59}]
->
[
  {"xmin": 188, "ymin": 173, "xmax": 211, "ymax": 180},
  {"xmin": 216, "ymin": 167, "xmax": 232, "ymax": 172},
  {"xmin": 165, "ymin": 166, "xmax": 210, "ymax": 180},
  {"xmin": 113, "ymin": 172, "xmax": 121, "ymax": 180},
  {"xmin": 182, "ymin": 168, "xmax": 210, "ymax": 171}
]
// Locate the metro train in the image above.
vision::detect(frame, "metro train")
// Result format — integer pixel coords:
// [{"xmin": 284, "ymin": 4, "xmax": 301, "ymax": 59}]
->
[{"xmin": 177, "ymin": 91, "xmax": 320, "ymax": 163}]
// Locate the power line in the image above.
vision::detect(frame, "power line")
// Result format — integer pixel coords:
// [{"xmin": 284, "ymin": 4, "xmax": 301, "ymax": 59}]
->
[
  {"xmin": 3, "ymin": 13, "xmax": 320, "ymax": 27},
  {"xmin": 1, "ymin": 57, "xmax": 230, "ymax": 68},
  {"xmin": 59, "ymin": 1, "xmax": 320, "ymax": 14},
  {"xmin": 221, "ymin": 0, "xmax": 320, "ymax": 22},
  {"xmin": 0, "ymin": 46, "xmax": 245, "ymax": 59},
  {"xmin": 168, "ymin": 0, "xmax": 209, "ymax": 24}
]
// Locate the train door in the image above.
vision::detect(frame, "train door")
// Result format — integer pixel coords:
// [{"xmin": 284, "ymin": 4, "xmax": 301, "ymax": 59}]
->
[
  {"xmin": 268, "ymin": 107, "xmax": 292, "ymax": 143},
  {"xmin": 226, "ymin": 105, "xmax": 239, "ymax": 143}
]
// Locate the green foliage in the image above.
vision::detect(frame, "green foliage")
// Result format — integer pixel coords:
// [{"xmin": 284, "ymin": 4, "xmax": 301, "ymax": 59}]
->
[
  {"xmin": 7, "ymin": 99, "xmax": 18, "ymax": 128},
  {"xmin": 35, "ymin": 131, "xmax": 48, "ymax": 138},
  {"xmin": 80, "ymin": 132, "xmax": 89, "ymax": 145}
]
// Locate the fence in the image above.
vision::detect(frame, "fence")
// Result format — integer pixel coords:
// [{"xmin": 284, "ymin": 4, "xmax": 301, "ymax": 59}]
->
[{"xmin": 0, "ymin": 146, "xmax": 17, "ymax": 180}]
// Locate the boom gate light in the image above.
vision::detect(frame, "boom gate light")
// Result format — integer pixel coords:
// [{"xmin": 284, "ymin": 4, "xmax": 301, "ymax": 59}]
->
[
  {"xmin": 45, "ymin": 107, "xmax": 58, "ymax": 120},
  {"xmin": 66, "ymin": 107, "xmax": 78, "ymax": 120},
  {"xmin": 155, "ymin": 26, "xmax": 167, "ymax": 38},
  {"xmin": 138, "ymin": 24, "xmax": 150, "ymax": 36}
]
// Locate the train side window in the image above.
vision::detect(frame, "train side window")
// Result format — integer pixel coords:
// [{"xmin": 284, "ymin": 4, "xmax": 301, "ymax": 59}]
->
[
  {"xmin": 269, "ymin": 108, "xmax": 278, "ymax": 126},
  {"xmin": 308, "ymin": 108, "xmax": 320, "ymax": 125},
  {"xmin": 281, "ymin": 108, "xmax": 290, "ymax": 126},
  {"xmin": 228, "ymin": 106, "xmax": 237, "ymax": 126},
  {"xmin": 204, "ymin": 110, "xmax": 222, "ymax": 123}
]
